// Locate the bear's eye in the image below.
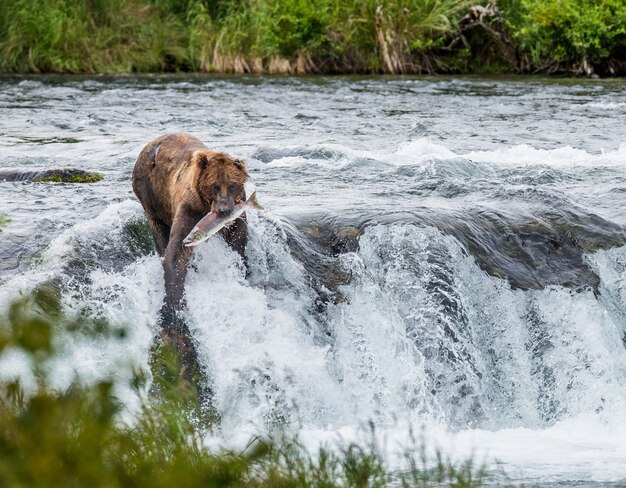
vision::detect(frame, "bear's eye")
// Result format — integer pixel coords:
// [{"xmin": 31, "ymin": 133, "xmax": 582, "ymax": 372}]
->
[
  {"xmin": 212, "ymin": 185, "xmax": 220, "ymax": 194},
  {"xmin": 228, "ymin": 184, "xmax": 237, "ymax": 193}
]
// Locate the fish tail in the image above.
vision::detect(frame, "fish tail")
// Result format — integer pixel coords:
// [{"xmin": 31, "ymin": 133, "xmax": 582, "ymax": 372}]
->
[{"xmin": 248, "ymin": 191, "xmax": 263, "ymax": 210}]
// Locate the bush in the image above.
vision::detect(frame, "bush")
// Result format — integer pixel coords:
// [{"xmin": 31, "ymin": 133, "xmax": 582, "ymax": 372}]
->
[
  {"xmin": 2, "ymin": 0, "xmax": 625, "ymax": 75},
  {"xmin": 517, "ymin": 0, "xmax": 626, "ymax": 71},
  {"xmin": 259, "ymin": 0, "xmax": 329, "ymax": 58}
]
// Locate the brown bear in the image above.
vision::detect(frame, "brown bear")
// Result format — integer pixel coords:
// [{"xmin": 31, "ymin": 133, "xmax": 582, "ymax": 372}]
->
[{"xmin": 132, "ymin": 133, "xmax": 249, "ymax": 396}]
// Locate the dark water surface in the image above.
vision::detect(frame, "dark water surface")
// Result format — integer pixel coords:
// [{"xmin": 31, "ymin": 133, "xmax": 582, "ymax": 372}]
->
[{"xmin": 1, "ymin": 75, "xmax": 625, "ymax": 485}]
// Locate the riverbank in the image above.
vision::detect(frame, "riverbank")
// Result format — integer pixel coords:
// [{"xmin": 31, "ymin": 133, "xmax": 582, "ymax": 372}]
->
[{"xmin": 1, "ymin": 0, "xmax": 625, "ymax": 76}]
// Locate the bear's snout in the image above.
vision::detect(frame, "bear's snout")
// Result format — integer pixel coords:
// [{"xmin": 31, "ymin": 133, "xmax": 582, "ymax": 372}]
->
[
  {"xmin": 217, "ymin": 206, "xmax": 232, "ymax": 218},
  {"xmin": 211, "ymin": 198, "xmax": 235, "ymax": 218}
]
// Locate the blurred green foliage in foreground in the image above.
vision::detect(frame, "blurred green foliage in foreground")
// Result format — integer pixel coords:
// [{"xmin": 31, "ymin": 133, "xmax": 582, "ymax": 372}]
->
[
  {"xmin": 0, "ymin": 290, "xmax": 517, "ymax": 487},
  {"xmin": 0, "ymin": 0, "xmax": 624, "ymax": 75}
]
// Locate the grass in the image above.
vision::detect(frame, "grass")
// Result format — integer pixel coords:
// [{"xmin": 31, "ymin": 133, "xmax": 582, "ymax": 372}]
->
[
  {"xmin": 0, "ymin": 290, "xmax": 518, "ymax": 487},
  {"xmin": 0, "ymin": 0, "xmax": 201, "ymax": 73},
  {"xmin": 0, "ymin": 0, "xmax": 624, "ymax": 75}
]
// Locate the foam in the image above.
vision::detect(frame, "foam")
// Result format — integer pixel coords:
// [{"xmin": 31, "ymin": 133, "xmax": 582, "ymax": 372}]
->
[
  {"xmin": 252, "ymin": 139, "xmax": 626, "ymax": 172},
  {"xmin": 397, "ymin": 138, "xmax": 626, "ymax": 167},
  {"xmin": 0, "ymin": 200, "xmax": 157, "ymax": 411}
]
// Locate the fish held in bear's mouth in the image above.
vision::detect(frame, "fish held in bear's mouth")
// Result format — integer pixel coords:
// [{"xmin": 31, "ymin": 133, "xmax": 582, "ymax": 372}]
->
[{"xmin": 183, "ymin": 191, "xmax": 263, "ymax": 247}]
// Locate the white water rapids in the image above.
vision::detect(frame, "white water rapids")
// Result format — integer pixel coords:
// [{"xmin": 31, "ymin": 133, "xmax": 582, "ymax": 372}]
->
[{"xmin": 1, "ymin": 76, "xmax": 625, "ymax": 485}]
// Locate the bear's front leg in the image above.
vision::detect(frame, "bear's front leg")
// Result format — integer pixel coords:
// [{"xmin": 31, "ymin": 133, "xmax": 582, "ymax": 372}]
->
[
  {"xmin": 158, "ymin": 205, "xmax": 209, "ymax": 403},
  {"xmin": 161, "ymin": 206, "xmax": 196, "ymax": 330}
]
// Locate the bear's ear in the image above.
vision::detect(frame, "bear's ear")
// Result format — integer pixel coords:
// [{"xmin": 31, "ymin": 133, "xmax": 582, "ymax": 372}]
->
[
  {"xmin": 233, "ymin": 158, "xmax": 246, "ymax": 172},
  {"xmin": 192, "ymin": 151, "xmax": 211, "ymax": 171}
]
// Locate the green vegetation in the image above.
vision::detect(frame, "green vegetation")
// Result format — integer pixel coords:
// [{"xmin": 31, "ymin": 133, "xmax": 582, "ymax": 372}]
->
[
  {"xmin": 0, "ymin": 0, "xmax": 199, "ymax": 72},
  {"xmin": 0, "ymin": 0, "xmax": 624, "ymax": 75},
  {"xmin": 32, "ymin": 171, "xmax": 104, "ymax": 183},
  {"xmin": 0, "ymin": 291, "xmax": 515, "ymax": 487},
  {"xmin": 515, "ymin": 0, "xmax": 626, "ymax": 75}
]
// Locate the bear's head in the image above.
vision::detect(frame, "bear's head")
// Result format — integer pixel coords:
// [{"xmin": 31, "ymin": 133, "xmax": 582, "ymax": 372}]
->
[{"xmin": 192, "ymin": 151, "xmax": 249, "ymax": 217}]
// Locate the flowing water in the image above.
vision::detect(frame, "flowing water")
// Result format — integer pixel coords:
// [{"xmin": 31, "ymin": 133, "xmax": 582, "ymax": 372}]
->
[{"xmin": 1, "ymin": 75, "xmax": 625, "ymax": 485}]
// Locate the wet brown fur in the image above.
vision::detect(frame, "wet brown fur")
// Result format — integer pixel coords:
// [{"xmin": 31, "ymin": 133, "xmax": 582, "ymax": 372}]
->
[{"xmin": 132, "ymin": 133, "xmax": 249, "ymax": 394}]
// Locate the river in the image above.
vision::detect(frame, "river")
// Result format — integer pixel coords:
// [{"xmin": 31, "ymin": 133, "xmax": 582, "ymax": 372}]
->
[{"xmin": 1, "ymin": 74, "xmax": 625, "ymax": 486}]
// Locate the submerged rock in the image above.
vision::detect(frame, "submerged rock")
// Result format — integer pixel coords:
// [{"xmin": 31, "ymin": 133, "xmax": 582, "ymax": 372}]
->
[
  {"xmin": 291, "ymin": 211, "xmax": 626, "ymax": 295},
  {"xmin": 0, "ymin": 168, "xmax": 103, "ymax": 183},
  {"xmin": 445, "ymin": 211, "xmax": 626, "ymax": 292}
]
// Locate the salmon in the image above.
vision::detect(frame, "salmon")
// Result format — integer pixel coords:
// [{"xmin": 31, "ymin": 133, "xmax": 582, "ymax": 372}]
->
[{"xmin": 183, "ymin": 191, "xmax": 263, "ymax": 247}]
